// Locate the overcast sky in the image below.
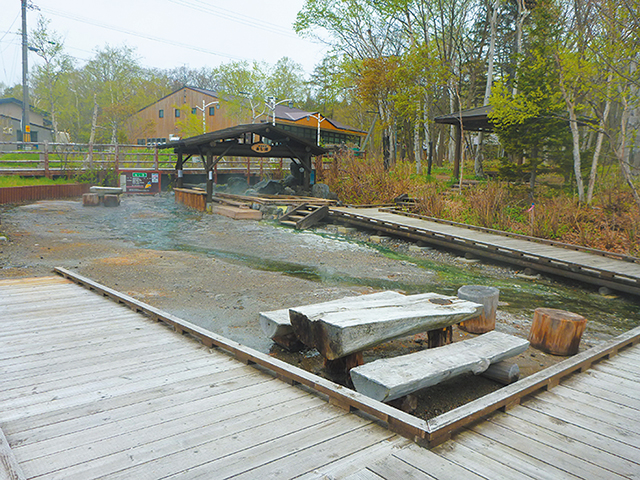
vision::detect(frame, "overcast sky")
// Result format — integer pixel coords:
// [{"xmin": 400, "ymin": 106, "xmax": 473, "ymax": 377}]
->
[{"xmin": 0, "ymin": 0, "xmax": 329, "ymax": 88}]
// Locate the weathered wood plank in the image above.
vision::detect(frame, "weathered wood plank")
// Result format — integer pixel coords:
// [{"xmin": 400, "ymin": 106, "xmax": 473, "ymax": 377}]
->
[
  {"xmin": 2, "ymin": 361, "xmax": 254, "ymax": 436},
  {"xmin": 205, "ymin": 422, "xmax": 398, "ymax": 480},
  {"xmin": 392, "ymin": 443, "xmax": 487, "ymax": 480},
  {"xmin": 546, "ymin": 385, "xmax": 640, "ymax": 422},
  {"xmin": 507, "ymin": 406, "xmax": 640, "ymax": 466},
  {"xmin": 522, "ymin": 397, "xmax": 640, "ymax": 448},
  {"xmin": 432, "ymin": 439, "xmax": 531, "ymax": 480},
  {"xmin": 16, "ymin": 381, "xmax": 317, "ymax": 475},
  {"xmin": 58, "ymin": 404, "xmax": 350, "ymax": 480},
  {"xmin": 368, "ymin": 454, "xmax": 436, "ymax": 480},
  {"xmin": 453, "ymin": 427, "xmax": 581, "ymax": 480},
  {"xmin": 489, "ymin": 411, "xmax": 640, "ymax": 478},
  {"xmin": 0, "ymin": 427, "xmax": 26, "ymax": 480},
  {"xmin": 290, "ymin": 293, "xmax": 483, "ymax": 360},
  {"xmin": 350, "ymin": 331, "xmax": 529, "ymax": 402},
  {"xmin": 294, "ymin": 437, "xmax": 412, "ymax": 480},
  {"xmin": 560, "ymin": 377, "xmax": 640, "ymax": 411}
]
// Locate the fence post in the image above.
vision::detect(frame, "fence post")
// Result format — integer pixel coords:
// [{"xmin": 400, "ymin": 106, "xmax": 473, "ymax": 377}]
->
[
  {"xmin": 114, "ymin": 143, "xmax": 120, "ymax": 178},
  {"xmin": 246, "ymin": 157, "xmax": 250, "ymax": 185},
  {"xmin": 44, "ymin": 141, "xmax": 50, "ymax": 179},
  {"xmin": 154, "ymin": 146, "xmax": 159, "ymax": 170}
]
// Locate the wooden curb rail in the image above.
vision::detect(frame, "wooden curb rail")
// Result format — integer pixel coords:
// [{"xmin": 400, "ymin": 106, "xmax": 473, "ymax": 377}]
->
[
  {"xmin": 52, "ymin": 267, "xmax": 640, "ymax": 448},
  {"xmin": 330, "ymin": 207, "xmax": 640, "ymax": 296}
]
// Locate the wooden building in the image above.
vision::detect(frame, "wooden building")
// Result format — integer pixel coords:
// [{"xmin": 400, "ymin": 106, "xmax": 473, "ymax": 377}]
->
[
  {"xmin": 270, "ymin": 105, "xmax": 365, "ymax": 147},
  {"xmin": 125, "ymin": 87, "xmax": 238, "ymax": 146},
  {"xmin": 0, "ymin": 98, "xmax": 52, "ymax": 150},
  {"xmin": 125, "ymin": 87, "xmax": 365, "ymax": 148}
]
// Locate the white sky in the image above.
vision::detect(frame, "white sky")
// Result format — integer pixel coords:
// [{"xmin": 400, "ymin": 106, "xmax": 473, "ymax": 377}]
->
[{"xmin": 0, "ymin": 0, "xmax": 329, "ymax": 88}]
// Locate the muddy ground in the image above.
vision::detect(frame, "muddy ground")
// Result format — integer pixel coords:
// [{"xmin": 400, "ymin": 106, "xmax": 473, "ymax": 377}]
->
[{"xmin": 1, "ymin": 193, "xmax": 639, "ymax": 419}]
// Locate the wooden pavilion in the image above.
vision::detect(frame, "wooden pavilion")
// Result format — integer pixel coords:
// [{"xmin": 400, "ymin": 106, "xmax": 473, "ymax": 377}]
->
[
  {"xmin": 434, "ymin": 105, "xmax": 494, "ymax": 179},
  {"xmin": 160, "ymin": 123, "xmax": 328, "ymax": 202}
]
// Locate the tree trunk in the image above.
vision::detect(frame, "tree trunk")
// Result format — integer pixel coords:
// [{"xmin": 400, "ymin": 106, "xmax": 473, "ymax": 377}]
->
[
  {"xmin": 529, "ymin": 308, "xmax": 587, "ymax": 356},
  {"xmin": 587, "ymin": 72, "xmax": 612, "ymax": 204},
  {"xmin": 86, "ymin": 93, "xmax": 98, "ymax": 168}
]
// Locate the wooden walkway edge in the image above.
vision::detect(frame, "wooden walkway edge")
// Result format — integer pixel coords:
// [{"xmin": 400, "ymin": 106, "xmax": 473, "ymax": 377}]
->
[
  {"xmin": 330, "ymin": 207, "xmax": 640, "ymax": 296},
  {"xmin": 53, "ymin": 267, "xmax": 640, "ymax": 448},
  {"xmin": 3, "ymin": 272, "xmax": 640, "ymax": 478}
]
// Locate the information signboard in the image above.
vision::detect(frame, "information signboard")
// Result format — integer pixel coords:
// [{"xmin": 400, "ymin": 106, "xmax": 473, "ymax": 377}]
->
[{"xmin": 120, "ymin": 170, "xmax": 161, "ymax": 194}]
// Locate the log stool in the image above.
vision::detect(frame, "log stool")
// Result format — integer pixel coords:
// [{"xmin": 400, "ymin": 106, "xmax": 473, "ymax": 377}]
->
[
  {"xmin": 82, "ymin": 193, "xmax": 100, "ymax": 206},
  {"xmin": 457, "ymin": 285, "xmax": 499, "ymax": 334},
  {"xmin": 528, "ymin": 308, "xmax": 586, "ymax": 356}
]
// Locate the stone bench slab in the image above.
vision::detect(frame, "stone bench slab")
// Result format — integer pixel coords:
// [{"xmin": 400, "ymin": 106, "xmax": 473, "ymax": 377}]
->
[
  {"xmin": 350, "ymin": 331, "xmax": 530, "ymax": 402},
  {"xmin": 259, "ymin": 291, "xmax": 406, "ymax": 340},
  {"xmin": 290, "ymin": 293, "xmax": 483, "ymax": 360}
]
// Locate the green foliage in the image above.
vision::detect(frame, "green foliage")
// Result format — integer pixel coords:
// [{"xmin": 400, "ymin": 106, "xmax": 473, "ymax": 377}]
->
[
  {"xmin": 0, "ymin": 176, "xmax": 73, "ymax": 188},
  {"xmin": 72, "ymin": 168, "xmax": 118, "ymax": 187}
]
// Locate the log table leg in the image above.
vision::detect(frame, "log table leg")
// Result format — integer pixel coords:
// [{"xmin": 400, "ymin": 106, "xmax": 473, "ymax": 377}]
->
[
  {"xmin": 427, "ymin": 326, "xmax": 453, "ymax": 348},
  {"xmin": 528, "ymin": 307, "xmax": 587, "ymax": 356},
  {"xmin": 457, "ymin": 285, "xmax": 499, "ymax": 334},
  {"xmin": 324, "ymin": 352, "xmax": 364, "ymax": 374}
]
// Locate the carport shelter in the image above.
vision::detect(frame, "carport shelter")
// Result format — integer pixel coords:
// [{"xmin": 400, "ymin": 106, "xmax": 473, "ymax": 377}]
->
[{"xmin": 160, "ymin": 123, "xmax": 328, "ymax": 202}]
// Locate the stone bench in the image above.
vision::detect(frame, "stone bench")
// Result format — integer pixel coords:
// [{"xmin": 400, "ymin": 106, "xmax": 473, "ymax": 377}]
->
[
  {"xmin": 259, "ymin": 291, "xmax": 406, "ymax": 350},
  {"xmin": 350, "ymin": 331, "xmax": 529, "ymax": 402}
]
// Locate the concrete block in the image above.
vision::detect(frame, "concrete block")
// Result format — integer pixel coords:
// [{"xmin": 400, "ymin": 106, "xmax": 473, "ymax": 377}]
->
[
  {"xmin": 82, "ymin": 193, "xmax": 100, "ymax": 206},
  {"xmin": 103, "ymin": 194, "xmax": 121, "ymax": 207}
]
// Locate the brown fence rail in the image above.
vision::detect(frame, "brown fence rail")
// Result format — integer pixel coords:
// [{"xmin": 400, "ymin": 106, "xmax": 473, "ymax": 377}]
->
[
  {"xmin": 0, "ymin": 183, "xmax": 89, "ymax": 204},
  {"xmin": 0, "ymin": 141, "xmax": 336, "ymax": 181}
]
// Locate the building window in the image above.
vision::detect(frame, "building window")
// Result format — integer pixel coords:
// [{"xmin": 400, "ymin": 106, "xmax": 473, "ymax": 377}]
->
[
  {"xmin": 159, "ymin": 109, "xmax": 164, "ymax": 118},
  {"xmin": 175, "ymin": 109, "xmax": 180, "ymax": 118},
  {"xmin": 209, "ymin": 106, "xmax": 216, "ymax": 116},
  {"xmin": 137, "ymin": 139, "xmax": 145, "ymax": 145}
]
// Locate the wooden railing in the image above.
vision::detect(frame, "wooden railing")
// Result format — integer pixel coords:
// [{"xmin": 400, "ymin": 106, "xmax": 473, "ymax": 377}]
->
[{"xmin": 0, "ymin": 142, "xmax": 335, "ymax": 181}]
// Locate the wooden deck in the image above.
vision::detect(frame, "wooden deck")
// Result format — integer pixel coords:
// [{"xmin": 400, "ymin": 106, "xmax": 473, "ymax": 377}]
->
[
  {"xmin": 2, "ymin": 275, "xmax": 639, "ymax": 479},
  {"xmin": 331, "ymin": 207, "xmax": 640, "ymax": 297}
]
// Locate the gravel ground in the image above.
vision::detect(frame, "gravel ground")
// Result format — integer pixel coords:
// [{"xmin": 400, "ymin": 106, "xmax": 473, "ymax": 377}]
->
[{"xmin": 1, "ymin": 193, "xmax": 638, "ymax": 419}]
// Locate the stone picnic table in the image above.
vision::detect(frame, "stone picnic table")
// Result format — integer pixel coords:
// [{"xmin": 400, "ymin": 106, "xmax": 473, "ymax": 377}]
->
[{"xmin": 289, "ymin": 292, "xmax": 484, "ymax": 361}]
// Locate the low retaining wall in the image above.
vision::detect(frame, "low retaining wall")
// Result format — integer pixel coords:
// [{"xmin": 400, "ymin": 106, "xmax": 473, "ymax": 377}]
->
[
  {"xmin": 0, "ymin": 184, "xmax": 90, "ymax": 204},
  {"xmin": 174, "ymin": 188, "xmax": 206, "ymax": 211}
]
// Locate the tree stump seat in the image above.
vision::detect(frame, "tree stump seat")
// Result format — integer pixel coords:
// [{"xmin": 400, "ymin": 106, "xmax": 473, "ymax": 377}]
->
[{"xmin": 528, "ymin": 307, "xmax": 587, "ymax": 356}]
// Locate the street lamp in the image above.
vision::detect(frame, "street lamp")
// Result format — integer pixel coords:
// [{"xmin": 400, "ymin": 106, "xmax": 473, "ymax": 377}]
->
[
  {"xmin": 307, "ymin": 113, "xmax": 326, "ymax": 146},
  {"xmin": 195, "ymin": 99, "xmax": 219, "ymax": 134},
  {"xmin": 265, "ymin": 96, "xmax": 292, "ymax": 126}
]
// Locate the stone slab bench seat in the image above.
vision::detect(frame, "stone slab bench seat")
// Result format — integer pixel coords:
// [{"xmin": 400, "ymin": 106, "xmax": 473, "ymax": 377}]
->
[
  {"xmin": 350, "ymin": 331, "xmax": 530, "ymax": 402},
  {"xmin": 89, "ymin": 186, "xmax": 123, "ymax": 196}
]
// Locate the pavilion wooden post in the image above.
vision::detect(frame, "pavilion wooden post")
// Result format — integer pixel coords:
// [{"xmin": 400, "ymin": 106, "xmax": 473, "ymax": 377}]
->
[
  {"xmin": 205, "ymin": 152, "xmax": 214, "ymax": 204},
  {"xmin": 453, "ymin": 124, "xmax": 462, "ymax": 180},
  {"xmin": 176, "ymin": 152, "xmax": 184, "ymax": 188},
  {"xmin": 303, "ymin": 153, "xmax": 312, "ymax": 189}
]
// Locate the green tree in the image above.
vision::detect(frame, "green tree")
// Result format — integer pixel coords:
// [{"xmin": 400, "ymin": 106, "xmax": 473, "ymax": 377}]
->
[
  {"xmin": 29, "ymin": 15, "xmax": 74, "ymax": 138},
  {"xmin": 489, "ymin": 0, "xmax": 569, "ymax": 194}
]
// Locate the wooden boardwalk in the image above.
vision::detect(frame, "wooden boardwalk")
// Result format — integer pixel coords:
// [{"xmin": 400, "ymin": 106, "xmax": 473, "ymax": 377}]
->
[
  {"xmin": 331, "ymin": 207, "xmax": 640, "ymax": 297},
  {"xmin": 2, "ymin": 275, "xmax": 639, "ymax": 479}
]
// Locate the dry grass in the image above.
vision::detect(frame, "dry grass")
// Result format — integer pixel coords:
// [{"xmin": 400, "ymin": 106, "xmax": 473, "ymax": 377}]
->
[{"xmin": 323, "ymin": 153, "xmax": 639, "ymax": 256}]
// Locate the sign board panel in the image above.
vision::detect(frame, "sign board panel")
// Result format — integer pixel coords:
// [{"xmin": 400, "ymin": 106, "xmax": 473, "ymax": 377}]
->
[
  {"xmin": 251, "ymin": 143, "xmax": 272, "ymax": 154},
  {"xmin": 120, "ymin": 170, "xmax": 161, "ymax": 194}
]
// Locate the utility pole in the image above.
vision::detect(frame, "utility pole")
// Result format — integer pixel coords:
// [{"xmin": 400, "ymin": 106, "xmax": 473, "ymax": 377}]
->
[{"xmin": 21, "ymin": 0, "xmax": 31, "ymax": 144}]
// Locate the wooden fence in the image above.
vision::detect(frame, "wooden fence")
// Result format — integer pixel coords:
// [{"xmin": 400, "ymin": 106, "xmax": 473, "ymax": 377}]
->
[
  {"xmin": 0, "ymin": 141, "xmax": 338, "ymax": 183},
  {"xmin": 0, "ymin": 183, "xmax": 90, "ymax": 204}
]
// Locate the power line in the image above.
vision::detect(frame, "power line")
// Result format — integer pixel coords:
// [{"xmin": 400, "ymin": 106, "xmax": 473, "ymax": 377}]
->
[
  {"xmin": 166, "ymin": 0, "xmax": 298, "ymax": 39},
  {"xmin": 39, "ymin": 6, "xmax": 247, "ymax": 63}
]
